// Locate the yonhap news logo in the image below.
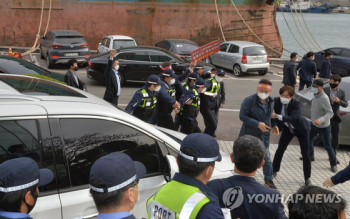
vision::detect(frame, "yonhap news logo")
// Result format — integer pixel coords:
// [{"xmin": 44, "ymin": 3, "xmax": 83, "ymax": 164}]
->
[{"xmin": 222, "ymin": 187, "xmax": 244, "ymax": 210}]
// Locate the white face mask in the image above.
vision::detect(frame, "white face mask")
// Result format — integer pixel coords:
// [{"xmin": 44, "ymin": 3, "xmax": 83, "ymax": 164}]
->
[
  {"xmin": 114, "ymin": 65, "xmax": 119, "ymax": 71},
  {"xmin": 130, "ymin": 188, "xmax": 140, "ymax": 204},
  {"xmin": 280, "ymin": 97, "xmax": 290, "ymax": 105},
  {"xmin": 295, "ymin": 58, "xmax": 299, "ymax": 62},
  {"xmin": 257, "ymin": 92, "xmax": 269, "ymax": 100},
  {"xmin": 169, "ymin": 78, "xmax": 175, "ymax": 85},
  {"xmin": 155, "ymin": 85, "xmax": 161, "ymax": 92},
  {"xmin": 215, "ymin": 76, "xmax": 223, "ymax": 82},
  {"xmin": 312, "ymin": 56, "xmax": 315, "ymax": 60},
  {"xmin": 200, "ymin": 87, "xmax": 206, "ymax": 93},
  {"xmin": 211, "ymin": 74, "xmax": 215, "ymax": 78}
]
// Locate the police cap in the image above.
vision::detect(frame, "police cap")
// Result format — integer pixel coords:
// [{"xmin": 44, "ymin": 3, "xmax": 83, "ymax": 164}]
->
[
  {"xmin": 217, "ymin": 69, "xmax": 225, "ymax": 76},
  {"xmin": 147, "ymin": 75, "xmax": 165, "ymax": 86},
  {"xmin": 162, "ymin": 69, "xmax": 176, "ymax": 78}
]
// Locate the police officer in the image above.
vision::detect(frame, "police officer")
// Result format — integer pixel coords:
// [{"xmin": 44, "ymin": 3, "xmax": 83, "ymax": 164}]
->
[
  {"xmin": 89, "ymin": 152, "xmax": 146, "ymax": 219},
  {"xmin": 147, "ymin": 133, "xmax": 225, "ymax": 219},
  {"xmin": 194, "ymin": 63, "xmax": 205, "ymax": 79},
  {"xmin": 179, "ymin": 77, "xmax": 207, "ymax": 134},
  {"xmin": 0, "ymin": 157, "xmax": 54, "ymax": 219},
  {"xmin": 214, "ymin": 69, "xmax": 226, "ymax": 137},
  {"xmin": 125, "ymin": 75, "xmax": 164, "ymax": 122},
  {"xmin": 200, "ymin": 70, "xmax": 220, "ymax": 137}
]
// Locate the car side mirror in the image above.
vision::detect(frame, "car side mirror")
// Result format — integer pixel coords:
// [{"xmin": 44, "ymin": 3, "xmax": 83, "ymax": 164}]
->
[{"xmin": 165, "ymin": 155, "xmax": 178, "ymax": 182}]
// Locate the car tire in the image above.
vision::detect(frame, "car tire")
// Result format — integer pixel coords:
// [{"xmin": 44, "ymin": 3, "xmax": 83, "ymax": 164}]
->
[
  {"xmin": 233, "ymin": 65, "xmax": 242, "ymax": 77},
  {"xmin": 258, "ymin": 70, "xmax": 267, "ymax": 75},
  {"xmin": 40, "ymin": 46, "xmax": 45, "ymax": 59},
  {"xmin": 206, "ymin": 57, "xmax": 212, "ymax": 64},
  {"xmin": 119, "ymin": 72, "xmax": 125, "ymax": 86},
  {"xmin": 46, "ymin": 54, "xmax": 54, "ymax": 69}
]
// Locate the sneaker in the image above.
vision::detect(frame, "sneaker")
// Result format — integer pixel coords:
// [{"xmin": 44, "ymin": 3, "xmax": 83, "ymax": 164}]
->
[
  {"xmin": 300, "ymin": 157, "xmax": 315, "ymax": 161},
  {"xmin": 264, "ymin": 181, "xmax": 278, "ymax": 191},
  {"xmin": 273, "ymin": 172, "xmax": 278, "ymax": 178},
  {"xmin": 331, "ymin": 166, "xmax": 337, "ymax": 173},
  {"xmin": 305, "ymin": 178, "xmax": 312, "ymax": 186}
]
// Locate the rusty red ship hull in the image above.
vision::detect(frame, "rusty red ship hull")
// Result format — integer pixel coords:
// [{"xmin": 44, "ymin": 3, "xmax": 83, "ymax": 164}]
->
[{"xmin": 0, "ymin": 0, "xmax": 283, "ymax": 57}]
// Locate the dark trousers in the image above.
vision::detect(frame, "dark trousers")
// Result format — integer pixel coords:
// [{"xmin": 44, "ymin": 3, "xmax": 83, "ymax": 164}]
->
[
  {"xmin": 273, "ymin": 126, "xmax": 311, "ymax": 180},
  {"xmin": 214, "ymin": 105, "xmax": 220, "ymax": 125},
  {"xmin": 106, "ymin": 96, "xmax": 119, "ymax": 106},
  {"xmin": 331, "ymin": 118, "xmax": 341, "ymax": 153},
  {"xmin": 156, "ymin": 113, "xmax": 175, "ymax": 130},
  {"xmin": 310, "ymin": 125, "xmax": 337, "ymax": 166},
  {"xmin": 180, "ymin": 118, "xmax": 201, "ymax": 134},
  {"xmin": 200, "ymin": 108, "xmax": 217, "ymax": 137},
  {"xmin": 299, "ymin": 78, "xmax": 312, "ymax": 91},
  {"xmin": 148, "ymin": 111, "xmax": 157, "ymax": 125},
  {"xmin": 174, "ymin": 113, "xmax": 181, "ymax": 131}
]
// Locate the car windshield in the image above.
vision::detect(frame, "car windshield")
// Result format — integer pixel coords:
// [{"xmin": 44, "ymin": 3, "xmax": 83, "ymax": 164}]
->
[
  {"xmin": 243, "ymin": 46, "xmax": 267, "ymax": 56},
  {"xmin": 0, "ymin": 57, "xmax": 50, "ymax": 75},
  {"xmin": 55, "ymin": 36, "xmax": 85, "ymax": 44},
  {"xmin": 113, "ymin": 40, "xmax": 136, "ymax": 49},
  {"xmin": 0, "ymin": 75, "xmax": 86, "ymax": 97},
  {"xmin": 174, "ymin": 43, "xmax": 198, "ymax": 54}
]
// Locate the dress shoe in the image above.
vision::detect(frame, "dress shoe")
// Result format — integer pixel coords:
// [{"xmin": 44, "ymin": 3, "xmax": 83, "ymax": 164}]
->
[
  {"xmin": 331, "ymin": 166, "xmax": 337, "ymax": 173},
  {"xmin": 273, "ymin": 172, "xmax": 278, "ymax": 178},
  {"xmin": 264, "ymin": 181, "xmax": 278, "ymax": 191},
  {"xmin": 305, "ymin": 178, "xmax": 312, "ymax": 186}
]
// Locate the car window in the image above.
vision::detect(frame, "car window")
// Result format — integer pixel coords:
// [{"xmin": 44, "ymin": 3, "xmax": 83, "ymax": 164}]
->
[
  {"xmin": 0, "ymin": 56, "xmax": 50, "ymax": 75},
  {"xmin": 228, "ymin": 44, "xmax": 239, "ymax": 53},
  {"xmin": 113, "ymin": 40, "xmax": 136, "ymax": 49},
  {"xmin": 55, "ymin": 36, "xmax": 85, "ymax": 44},
  {"xmin": 220, "ymin": 43, "xmax": 229, "ymax": 52},
  {"xmin": 174, "ymin": 43, "xmax": 198, "ymax": 54},
  {"xmin": 59, "ymin": 118, "xmax": 162, "ymax": 187},
  {"xmin": 102, "ymin": 38, "xmax": 107, "ymax": 46},
  {"xmin": 326, "ymin": 48, "xmax": 341, "ymax": 56},
  {"xmin": 0, "ymin": 75, "xmax": 86, "ymax": 97},
  {"xmin": 106, "ymin": 38, "xmax": 111, "ymax": 48},
  {"xmin": 340, "ymin": 49, "xmax": 350, "ymax": 58},
  {"xmin": 243, "ymin": 46, "xmax": 267, "ymax": 56},
  {"xmin": 148, "ymin": 51, "xmax": 172, "ymax": 62},
  {"xmin": 0, "ymin": 119, "xmax": 56, "ymax": 192},
  {"xmin": 116, "ymin": 51, "xmax": 149, "ymax": 61},
  {"xmin": 155, "ymin": 41, "xmax": 167, "ymax": 49}
]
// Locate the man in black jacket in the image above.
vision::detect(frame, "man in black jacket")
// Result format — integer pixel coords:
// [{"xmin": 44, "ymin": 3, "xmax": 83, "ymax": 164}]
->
[
  {"xmin": 64, "ymin": 59, "xmax": 85, "ymax": 90},
  {"xmin": 271, "ymin": 85, "xmax": 312, "ymax": 185},
  {"xmin": 282, "ymin": 52, "xmax": 298, "ymax": 88},
  {"xmin": 324, "ymin": 74, "xmax": 348, "ymax": 158},
  {"xmin": 103, "ymin": 49, "xmax": 120, "ymax": 106}
]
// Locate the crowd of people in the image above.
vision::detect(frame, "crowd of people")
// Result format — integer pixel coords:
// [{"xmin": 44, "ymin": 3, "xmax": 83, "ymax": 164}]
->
[{"xmin": 3, "ymin": 50, "xmax": 346, "ymax": 219}]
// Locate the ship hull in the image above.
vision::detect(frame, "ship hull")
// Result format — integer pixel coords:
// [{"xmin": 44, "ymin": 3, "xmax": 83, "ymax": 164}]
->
[{"xmin": 1, "ymin": 0, "xmax": 283, "ymax": 57}]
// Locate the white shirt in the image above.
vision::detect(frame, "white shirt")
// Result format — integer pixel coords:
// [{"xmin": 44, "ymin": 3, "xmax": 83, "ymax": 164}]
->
[
  {"xmin": 70, "ymin": 70, "xmax": 79, "ymax": 86},
  {"xmin": 278, "ymin": 104, "xmax": 295, "ymax": 129}
]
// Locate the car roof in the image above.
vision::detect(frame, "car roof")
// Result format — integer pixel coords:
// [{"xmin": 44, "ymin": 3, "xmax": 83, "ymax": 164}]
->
[
  {"xmin": 108, "ymin": 35, "xmax": 135, "ymax": 40},
  {"xmin": 160, "ymin": 39, "xmax": 198, "ymax": 45},
  {"xmin": 225, "ymin": 41, "xmax": 263, "ymax": 47},
  {"xmin": 50, "ymin": 30, "xmax": 82, "ymax": 37},
  {"xmin": 117, "ymin": 46, "xmax": 167, "ymax": 52},
  {"xmin": 328, "ymin": 47, "xmax": 350, "ymax": 50}
]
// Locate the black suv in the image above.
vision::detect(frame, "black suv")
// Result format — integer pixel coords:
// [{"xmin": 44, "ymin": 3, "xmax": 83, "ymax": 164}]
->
[
  {"xmin": 87, "ymin": 46, "xmax": 213, "ymax": 86},
  {"xmin": 40, "ymin": 30, "xmax": 90, "ymax": 69}
]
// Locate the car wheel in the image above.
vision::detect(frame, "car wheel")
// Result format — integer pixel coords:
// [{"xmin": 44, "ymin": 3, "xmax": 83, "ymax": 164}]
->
[
  {"xmin": 46, "ymin": 54, "xmax": 54, "ymax": 69},
  {"xmin": 118, "ymin": 72, "xmax": 125, "ymax": 86},
  {"xmin": 206, "ymin": 57, "xmax": 212, "ymax": 64},
  {"xmin": 40, "ymin": 46, "xmax": 45, "ymax": 59},
  {"xmin": 258, "ymin": 70, "xmax": 267, "ymax": 75},
  {"xmin": 233, "ymin": 65, "xmax": 242, "ymax": 77}
]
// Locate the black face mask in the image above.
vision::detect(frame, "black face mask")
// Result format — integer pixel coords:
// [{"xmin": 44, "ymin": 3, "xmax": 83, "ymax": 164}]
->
[
  {"xmin": 23, "ymin": 191, "xmax": 38, "ymax": 214},
  {"xmin": 74, "ymin": 67, "xmax": 79, "ymax": 71},
  {"xmin": 330, "ymin": 83, "xmax": 338, "ymax": 89}
]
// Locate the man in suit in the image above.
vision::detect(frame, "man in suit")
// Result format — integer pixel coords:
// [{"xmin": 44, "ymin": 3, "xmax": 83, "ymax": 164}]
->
[
  {"xmin": 103, "ymin": 49, "xmax": 120, "ymax": 106},
  {"xmin": 271, "ymin": 85, "xmax": 312, "ymax": 185},
  {"xmin": 207, "ymin": 135, "xmax": 288, "ymax": 219},
  {"xmin": 296, "ymin": 51, "xmax": 317, "ymax": 91},
  {"xmin": 319, "ymin": 51, "xmax": 333, "ymax": 81},
  {"xmin": 324, "ymin": 74, "xmax": 348, "ymax": 159},
  {"xmin": 282, "ymin": 52, "xmax": 298, "ymax": 88},
  {"xmin": 64, "ymin": 59, "xmax": 85, "ymax": 90}
]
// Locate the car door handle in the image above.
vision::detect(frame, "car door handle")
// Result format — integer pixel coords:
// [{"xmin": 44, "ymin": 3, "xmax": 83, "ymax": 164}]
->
[
  {"xmin": 149, "ymin": 66, "xmax": 159, "ymax": 68},
  {"xmin": 72, "ymin": 213, "xmax": 98, "ymax": 219}
]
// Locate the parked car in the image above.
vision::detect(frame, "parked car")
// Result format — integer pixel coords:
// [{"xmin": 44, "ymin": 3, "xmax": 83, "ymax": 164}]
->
[
  {"xmin": 0, "ymin": 74, "xmax": 234, "ymax": 219},
  {"xmin": 87, "ymin": 46, "xmax": 214, "ymax": 85},
  {"xmin": 313, "ymin": 47, "xmax": 350, "ymax": 76},
  {"xmin": 40, "ymin": 30, "xmax": 90, "ymax": 69},
  {"xmin": 294, "ymin": 77, "xmax": 350, "ymax": 145},
  {"xmin": 97, "ymin": 35, "xmax": 137, "ymax": 54},
  {"xmin": 0, "ymin": 55, "xmax": 64, "ymax": 82},
  {"xmin": 209, "ymin": 41, "xmax": 269, "ymax": 77},
  {"xmin": 153, "ymin": 39, "xmax": 199, "ymax": 61}
]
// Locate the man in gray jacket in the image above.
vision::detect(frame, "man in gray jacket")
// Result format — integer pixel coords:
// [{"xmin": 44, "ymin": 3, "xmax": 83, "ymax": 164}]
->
[{"xmin": 308, "ymin": 79, "xmax": 337, "ymax": 172}]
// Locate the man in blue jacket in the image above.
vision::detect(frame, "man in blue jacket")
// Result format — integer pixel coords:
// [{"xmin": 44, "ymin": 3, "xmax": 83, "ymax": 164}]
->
[
  {"xmin": 296, "ymin": 51, "xmax": 317, "ymax": 91},
  {"xmin": 319, "ymin": 51, "xmax": 333, "ymax": 81},
  {"xmin": 324, "ymin": 162, "xmax": 350, "ymax": 188},
  {"xmin": 208, "ymin": 135, "xmax": 288, "ymax": 219},
  {"xmin": 239, "ymin": 79, "xmax": 279, "ymax": 190},
  {"xmin": 103, "ymin": 49, "xmax": 121, "ymax": 106}
]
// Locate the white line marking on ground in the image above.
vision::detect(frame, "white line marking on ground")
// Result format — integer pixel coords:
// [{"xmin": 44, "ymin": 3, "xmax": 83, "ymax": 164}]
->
[{"xmin": 33, "ymin": 56, "xmax": 40, "ymax": 67}]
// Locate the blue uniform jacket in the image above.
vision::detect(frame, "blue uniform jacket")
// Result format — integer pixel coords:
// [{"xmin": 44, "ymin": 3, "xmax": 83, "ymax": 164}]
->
[
  {"xmin": 207, "ymin": 175, "xmax": 288, "ymax": 219},
  {"xmin": 319, "ymin": 59, "xmax": 331, "ymax": 79},
  {"xmin": 296, "ymin": 59, "xmax": 317, "ymax": 82},
  {"xmin": 331, "ymin": 162, "xmax": 350, "ymax": 185},
  {"xmin": 125, "ymin": 85, "xmax": 155, "ymax": 113},
  {"xmin": 239, "ymin": 94, "xmax": 274, "ymax": 147},
  {"xmin": 158, "ymin": 68, "xmax": 190, "ymax": 101},
  {"xmin": 172, "ymin": 173, "xmax": 224, "ymax": 219},
  {"xmin": 157, "ymin": 82, "xmax": 176, "ymax": 105},
  {"xmin": 0, "ymin": 212, "xmax": 32, "ymax": 219},
  {"xmin": 200, "ymin": 78, "xmax": 218, "ymax": 110}
]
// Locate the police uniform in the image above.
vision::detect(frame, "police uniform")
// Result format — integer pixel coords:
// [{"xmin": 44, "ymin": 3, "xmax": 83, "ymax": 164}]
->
[
  {"xmin": 200, "ymin": 75, "xmax": 220, "ymax": 137},
  {"xmin": 146, "ymin": 133, "xmax": 225, "ymax": 219},
  {"xmin": 125, "ymin": 75, "xmax": 164, "ymax": 122},
  {"xmin": 179, "ymin": 76, "xmax": 206, "ymax": 134},
  {"xmin": 214, "ymin": 69, "xmax": 226, "ymax": 129},
  {"xmin": 89, "ymin": 152, "xmax": 146, "ymax": 219},
  {"xmin": 194, "ymin": 63, "xmax": 210, "ymax": 80},
  {"xmin": 0, "ymin": 158, "xmax": 54, "ymax": 219}
]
